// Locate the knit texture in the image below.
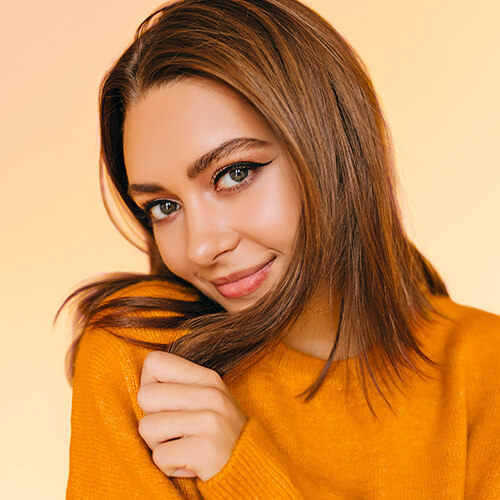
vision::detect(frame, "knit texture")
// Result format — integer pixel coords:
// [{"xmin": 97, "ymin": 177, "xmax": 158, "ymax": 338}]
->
[{"xmin": 66, "ymin": 280, "xmax": 500, "ymax": 499}]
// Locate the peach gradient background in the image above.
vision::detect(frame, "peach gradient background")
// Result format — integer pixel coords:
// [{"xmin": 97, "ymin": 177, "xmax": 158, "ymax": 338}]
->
[{"xmin": 1, "ymin": 0, "xmax": 498, "ymax": 498}]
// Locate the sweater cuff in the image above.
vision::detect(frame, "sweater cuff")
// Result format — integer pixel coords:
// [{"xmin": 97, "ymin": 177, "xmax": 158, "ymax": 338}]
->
[{"xmin": 195, "ymin": 417, "xmax": 302, "ymax": 499}]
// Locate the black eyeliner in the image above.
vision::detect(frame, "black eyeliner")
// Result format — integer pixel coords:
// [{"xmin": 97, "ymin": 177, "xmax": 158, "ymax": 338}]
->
[
  {"xmin": 211, "ymin": 159, "xmax": 274, "ymax": 186},
  {"xmin": 137, "ymin": 158, "xmax": 275, "ymax": 225}
]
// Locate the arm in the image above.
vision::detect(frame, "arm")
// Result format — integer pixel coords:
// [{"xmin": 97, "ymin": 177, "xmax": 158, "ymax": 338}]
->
[
  {"xmin": 66, "ymin": 326, "xmax": 201, "ymax": 499},
  {"xmin": 67, "ymin": 325, "xmax": 334, "ymax": 499},
  {"xmin": 136, "ymin": 350, "xmax": 308, "ymax": 498},
  {"xmin": 195, "ymin": 416, "xmax": 307, "ymax": 499}
]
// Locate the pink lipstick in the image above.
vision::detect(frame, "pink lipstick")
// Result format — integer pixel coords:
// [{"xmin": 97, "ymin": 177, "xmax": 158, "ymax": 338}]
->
[{"xmin": 212, "ymin": 257, "xmax": 276, "ymax": 298}]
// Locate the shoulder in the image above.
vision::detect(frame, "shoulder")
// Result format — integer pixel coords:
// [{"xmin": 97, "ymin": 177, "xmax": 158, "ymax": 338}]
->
[
  {"xmin": 96, "ymin": 277, "xmax": 201, "ymax": 337},
  {"xmin": 71, "ymin": 325, "xmax": 152, "ymax": 453},
  {"xmin": 74, "ymin": 278, "xmax": 199, "ymax": 377},
  {"xmin": 446, "ymin": 297, "xmax": 500, "ymax": 394},
  {"xmin": 101, "ymin": 277, "xmax": 200, "ymax": 302},
  {"xmin": 423, "ymin": 295, "xmax": 500, "ymax": 415},
  {"xmin": 427, "ymin": 294, "xmax": 500, "ymax": 354}
]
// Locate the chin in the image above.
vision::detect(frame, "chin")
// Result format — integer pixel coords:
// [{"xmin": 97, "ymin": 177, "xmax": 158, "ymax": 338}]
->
[{"xmin": 223, "ymin": 295, "xmax": 263, "ymax": 314}]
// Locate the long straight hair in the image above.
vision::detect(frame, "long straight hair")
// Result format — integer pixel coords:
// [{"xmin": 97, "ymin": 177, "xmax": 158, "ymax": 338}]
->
[{"xmin": 55, "ymin": 0, "xmax": 451, "ymax": 417}]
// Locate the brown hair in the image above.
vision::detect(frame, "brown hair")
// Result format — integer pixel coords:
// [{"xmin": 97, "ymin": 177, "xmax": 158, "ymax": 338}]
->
[{"xmin": 55, "ymin": 0, "xmax": 451, "ymax": 417}]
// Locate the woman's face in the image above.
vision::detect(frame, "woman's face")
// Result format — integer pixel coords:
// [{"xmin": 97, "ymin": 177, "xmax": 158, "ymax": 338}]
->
[{"xmin": 123, "ymin": 77, "xmax": 301, "ymax": 312}]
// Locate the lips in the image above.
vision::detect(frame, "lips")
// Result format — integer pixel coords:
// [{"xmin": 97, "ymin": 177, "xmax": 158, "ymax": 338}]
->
[
  {"xmin": 210, "ymin": 257, "xmax": 276, "ymax": 299},
  {"xmin": 210, "ymin": 257, "xmax": 276, "ymax": 285}
]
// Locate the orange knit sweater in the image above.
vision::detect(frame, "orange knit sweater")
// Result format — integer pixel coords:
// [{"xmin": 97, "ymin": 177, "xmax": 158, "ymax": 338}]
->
[{"xmin": 66, "ymin": 280, "xmax": 500, "ymax": 499}]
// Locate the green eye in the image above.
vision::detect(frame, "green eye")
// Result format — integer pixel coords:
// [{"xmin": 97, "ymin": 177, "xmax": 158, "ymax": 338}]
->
[
  {"xmin": 212, "ymin": 160, "xmax": 274, "ymax": 191},
  {"xmin": 224, "ymin": 167, "xmax": 249, "ymax": 185},
  {"xmin": 141, "ymin": 159, "xmax": 274, "ymax": 226},
  {"xmin": 214, "ymin": 162, "xmax": 263, "ymax": 190},
  {"xmin": 147, "ymin": 200, "xmax": 179, "ymax": 222}
]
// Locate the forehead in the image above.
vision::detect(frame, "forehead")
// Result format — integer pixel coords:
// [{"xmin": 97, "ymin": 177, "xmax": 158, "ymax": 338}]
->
[{"xmin": 122, "ymin": 78, "xmax": 276, "ymax": 180}]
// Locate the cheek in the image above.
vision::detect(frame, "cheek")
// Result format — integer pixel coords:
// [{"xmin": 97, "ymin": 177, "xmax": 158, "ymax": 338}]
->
[
  {"xmin": 233, "ymin": 176, "xmax": 301, "ymax": 250},
  {"xmin": 153, "ymin": 227, "xmax": 189, "ymax": 275}
]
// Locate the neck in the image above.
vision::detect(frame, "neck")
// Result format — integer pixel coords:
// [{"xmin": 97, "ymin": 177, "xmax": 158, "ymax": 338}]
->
[{"xmin": 282, "ymin": 288, "xmax": 360, "ymax": 361}]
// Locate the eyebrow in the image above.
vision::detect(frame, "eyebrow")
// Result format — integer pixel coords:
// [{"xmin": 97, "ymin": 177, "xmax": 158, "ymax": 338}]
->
[{"xmin": 127, "ymin": 136, "xmax": 270, "ymax": 197}]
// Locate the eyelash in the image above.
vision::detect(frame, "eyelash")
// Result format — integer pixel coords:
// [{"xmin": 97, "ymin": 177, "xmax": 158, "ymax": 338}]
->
[{"xmin": 138, "ymin": 160, "xmax": 273, "ymax": 226}]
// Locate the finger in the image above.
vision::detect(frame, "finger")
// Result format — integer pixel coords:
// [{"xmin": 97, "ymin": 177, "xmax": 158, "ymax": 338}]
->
[
  {"xmin": 172, "ymin": 468, "xmax": 197, "ymax": 478},
  {"xmin": 139, "ymin": 409, "xmax": 218, "ymax": 449},
  {"xmin": 140, "ymin": 351, "xmax": 221, "ymax": 388},
  {"xmin": 137, "ymin": 382, "xmax": 227, "ymax": 414},
  {"xmin": 152, "ymin": 434, "xmax": 201, "ymax": 478}
]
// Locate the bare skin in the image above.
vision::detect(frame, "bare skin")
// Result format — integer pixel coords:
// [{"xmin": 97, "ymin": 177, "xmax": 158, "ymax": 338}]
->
[
  {"xmin": 137, "ymin": 350, "xmax": 248, "ymax": 480},
  {"xmin": 125, "ymin": 77, "xmax": 354, "ymax": 480}
]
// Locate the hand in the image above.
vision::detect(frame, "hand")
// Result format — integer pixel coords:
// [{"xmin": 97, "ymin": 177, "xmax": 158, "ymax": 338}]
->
[{"xmin": 137, "ymin": 351, "xmax": 248, "ymax": 482}]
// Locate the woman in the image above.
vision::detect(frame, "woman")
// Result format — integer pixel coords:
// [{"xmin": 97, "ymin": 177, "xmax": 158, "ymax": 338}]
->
[{"xmin": 58, "ymin": 0, "xmax": 500, "ymax": 497}]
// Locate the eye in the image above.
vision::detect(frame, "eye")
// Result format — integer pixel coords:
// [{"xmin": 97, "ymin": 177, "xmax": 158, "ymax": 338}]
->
[
  {"xmin": 140, "ymin": 159, "xmax": 275, "ymax": 226},
  {"xmin": 143, "ymin": 199, "xmax": 180, "ymax": 223},
  {"xmin": 216, "ymin": 165, "xmax": 250, "ymax": 189},
  {"xmin": 212, "ymin": 160, "xmax": 273, "ymax": 191}
]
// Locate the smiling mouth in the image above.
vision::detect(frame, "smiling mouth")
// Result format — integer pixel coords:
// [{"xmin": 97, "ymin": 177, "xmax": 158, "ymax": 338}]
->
[{"xmin": 212, "ymin": 257, "xmax": 276, "ymax": 299}]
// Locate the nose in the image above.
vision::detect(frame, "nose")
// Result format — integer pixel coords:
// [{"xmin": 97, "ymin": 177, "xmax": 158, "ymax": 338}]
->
[{"xmin": 184, "ymin": 201, "xmax": 240, "ymax": 266}]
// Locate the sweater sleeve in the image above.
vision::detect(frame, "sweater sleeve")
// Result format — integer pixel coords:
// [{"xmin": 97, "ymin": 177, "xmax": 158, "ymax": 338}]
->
[
  {"xmin": 464, "ymin": 314, "xmax": 500, "ymax": 498},
  {"xmin": 66, "ymin": 326, "xmax": 201, "ymax": 499},
  {"xmin": 67, "ymin": 323, "xmax": 333, "ymax": 499},
  {"xmin": 195, "ymin": 416, "xmax": 307, "ymax": 499}
]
